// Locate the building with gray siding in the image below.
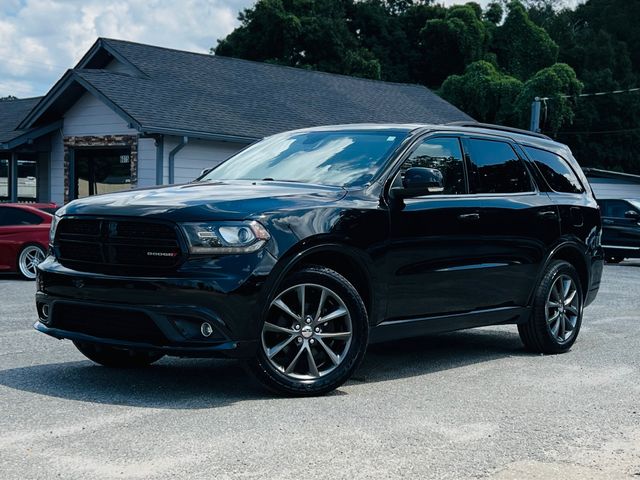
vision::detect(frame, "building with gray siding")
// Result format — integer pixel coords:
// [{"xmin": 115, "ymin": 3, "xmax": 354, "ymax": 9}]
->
[
  {"xmin": 584, "ymin": 168, "xmax": 640, "ymax": 199},
  {"xmin": 1, "ymin": 38, "xmax": 472, "ymax": 205}
]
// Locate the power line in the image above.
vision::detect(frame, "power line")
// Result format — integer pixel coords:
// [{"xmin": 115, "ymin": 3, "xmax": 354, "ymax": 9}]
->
[
  {"xmin": 546, "ymin": 127, "xmax": 640, "ymax": 135},
  {"xmin": 537, "ymin": 87, "xmax": 640, "ymax": 101},
  {"xmin": 531, "ymin": 86, "xmax": 640, "ymax": 132}
]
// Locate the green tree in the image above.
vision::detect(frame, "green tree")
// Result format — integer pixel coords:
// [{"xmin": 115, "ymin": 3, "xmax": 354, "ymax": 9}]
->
[
  {"xmin": 215, "ymin": 0, "xmax": 381, "ymax": 79},
  {"xmin": 484, "ymin": 2, "xmax": 503, "ymax": 24},
  {"xmin": 441, "ymin": 60, "xmax": 522, "ymax": 124},
  {"xmin": 0, "ymin": 95, "xmax": 17, "ymax": 101},
  {"xmin": 418, "ymin": 4, "xmax": 489, "ymax": 86},
  {"xmin": 514, "ymin": 63, "xmax": 582, "ymax": 133},
  {"xmin": 491, "ymin": 2, "xmax": 559, "ymax": 80}
]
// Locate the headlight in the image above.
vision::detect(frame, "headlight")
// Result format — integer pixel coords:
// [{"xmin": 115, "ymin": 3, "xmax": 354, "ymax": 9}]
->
[
  {"xmin": 180, "ymin": 221, "xmax": 270, "ymax": 254},
  {"xmin": 49, "ymin": 215, "xmax": 61, "ymax": 245}
]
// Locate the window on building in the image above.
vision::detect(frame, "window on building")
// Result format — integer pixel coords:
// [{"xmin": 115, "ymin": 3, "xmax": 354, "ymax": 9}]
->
[
  {"xmin": 17, "ymin": 157, "xmax": 38, "ymax": 201},
  {"xmin": 397, "ymin": 137, "xmax": 466, "ymax": 195},
  {"xmin": 464, "ymin": 139, "xmax": 533, "ymax": 194},
  {"xmin": 0, "ymin": 158, "xmax": 8, "ymax": 201},
  {"xmin": 524, "ymin": 146, "xmax": 583, "ymax": 194},
  {"xmin": 74, "ymin": 148, "xmax": 131, "ymax": 199},
  {"xmin": 0, "ymin": 207, "xmax": 44, "ymax": 226}
]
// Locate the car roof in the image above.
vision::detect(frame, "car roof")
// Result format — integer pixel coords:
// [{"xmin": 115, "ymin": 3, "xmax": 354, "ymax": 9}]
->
[
  {"xmin": 288, "ymin": 123, "xmax": 570, "ymax": 153},
  {"xmin": 0, "ymin": 203, "xmax": 53, "ymax": 217}
]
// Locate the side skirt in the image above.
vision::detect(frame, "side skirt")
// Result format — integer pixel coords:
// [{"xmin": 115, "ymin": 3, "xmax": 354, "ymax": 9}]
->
[{"xmin": 369, "ymin": 306, "xmax": 530, "ymax": 344}]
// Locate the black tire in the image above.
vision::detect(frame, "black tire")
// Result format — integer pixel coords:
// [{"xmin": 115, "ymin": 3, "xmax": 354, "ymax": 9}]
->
[
  {"xmin": 606, "ymin": 255, "xmax": 624, "ymax": 264},
  {"xmin": 518, "ymin": 260, "xmax": 583, "ymax": 354},
  {"xmin": 247, "ymin": 266, "xmax": 368, "ymax": 396},
  {"xmin": 73, "ymin": 341, "xmax": 164, "ymax": 368}
]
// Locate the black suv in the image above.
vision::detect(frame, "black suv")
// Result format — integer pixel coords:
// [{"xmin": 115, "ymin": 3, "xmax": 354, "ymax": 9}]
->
[
  {"xmin": 35, "ymin": 123, "xmax": 604, "ymax": 395},
  {"xmin": 596, "ymin": 198, "xmax": 640, "ymax": 263}
]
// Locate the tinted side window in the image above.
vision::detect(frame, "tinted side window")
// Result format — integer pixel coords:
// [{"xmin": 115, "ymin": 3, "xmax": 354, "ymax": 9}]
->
[
  {"xmin": 524, "ymin": 146, "xmax": 583, "ymax": 193},
  {"xmin": 464, "ymin": 139, "xmax": 533, "ymax": 194},
  {"xmin": 600, "ymin": 200, "xmax": 633, "ymax": 218},
  {"xmin": 0, "ymin": 207, "xmax": 43, "ymax": 226},
  {"xmin": 399, "ymin": 137, "xmax": 466, "ymax": 194}
]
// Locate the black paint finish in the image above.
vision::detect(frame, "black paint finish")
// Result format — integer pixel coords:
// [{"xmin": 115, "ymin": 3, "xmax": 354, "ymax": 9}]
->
[{"xmin": 35, "ymin": 124, "xmax": 604, "ymax": 356}]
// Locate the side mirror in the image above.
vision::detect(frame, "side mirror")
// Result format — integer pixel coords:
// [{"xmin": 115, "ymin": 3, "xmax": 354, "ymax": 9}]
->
[
  {"xmin": 390, "ymin": 167, "xmax": 444, "ymax": 199},
  {"xmin": 625, "ymin": 210, "xmax": 640, "ymax": 220}
]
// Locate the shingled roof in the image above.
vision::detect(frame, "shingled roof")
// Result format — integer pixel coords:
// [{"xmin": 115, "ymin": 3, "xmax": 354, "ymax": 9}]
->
[
  {"xmin": 20, "ymin": 38, "xmax": 472, "ymax": 141},
  {"xmin": 0, "ymin": 97, "xmax": 42, "ymax": 147}
]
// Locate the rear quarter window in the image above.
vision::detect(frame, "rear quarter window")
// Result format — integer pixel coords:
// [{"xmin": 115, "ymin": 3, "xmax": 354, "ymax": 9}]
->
[{"xmin": 524, "ymin": 146, "xmax": 584, "ymax": 194}]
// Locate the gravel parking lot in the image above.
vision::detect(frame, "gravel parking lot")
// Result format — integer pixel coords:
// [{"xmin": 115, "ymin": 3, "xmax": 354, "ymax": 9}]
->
[{"xmin": 1, "ymin": 262, "xmax": 639, "ymax": 479}]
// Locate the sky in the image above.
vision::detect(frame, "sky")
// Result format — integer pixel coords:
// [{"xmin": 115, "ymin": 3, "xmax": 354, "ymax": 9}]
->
[{"xmin": 0, "ymin": 0, "xmax": 578, "ymax": 98}]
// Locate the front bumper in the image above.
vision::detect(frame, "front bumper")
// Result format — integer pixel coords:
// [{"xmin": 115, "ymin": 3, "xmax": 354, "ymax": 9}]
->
[{"xmin": 34, "ymin": 255, "xmax": 275, "ymax": 358}]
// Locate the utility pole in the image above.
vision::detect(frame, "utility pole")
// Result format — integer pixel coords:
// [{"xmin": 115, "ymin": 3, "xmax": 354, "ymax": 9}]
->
[{"xmin": 530, "ymin": 97, "xmax": 541, "ymax": 133}]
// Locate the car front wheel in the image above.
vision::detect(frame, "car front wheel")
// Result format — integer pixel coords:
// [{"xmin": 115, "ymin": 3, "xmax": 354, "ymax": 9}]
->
[
  {"xmin": 17, "ymin": 244, "xmax": 45, "ymax": 280},
  {"xmin": 248, "ymin": 266, "xmax": 368, "ymax": 396}
]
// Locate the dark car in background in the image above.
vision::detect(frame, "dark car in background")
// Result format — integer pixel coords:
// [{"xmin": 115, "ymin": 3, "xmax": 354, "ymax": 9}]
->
[
  {"xmin": 597, "ymin": 198, "xmax": 640, "ymax": 263},
  {"xmin": 0, "ymin": 204, "xmax": 52, "ymax": 279},
  {"xmin": 34, "ymin": 123, "xmax": 603, "ymax": 395}
]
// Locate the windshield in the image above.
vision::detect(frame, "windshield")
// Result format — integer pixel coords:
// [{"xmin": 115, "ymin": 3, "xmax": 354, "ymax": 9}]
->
[{"xmin": 200, "ymin": 129, "xmax": 408, "ymax": 187}]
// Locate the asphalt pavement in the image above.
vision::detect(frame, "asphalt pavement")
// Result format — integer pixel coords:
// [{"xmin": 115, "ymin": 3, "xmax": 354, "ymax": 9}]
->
[{"xmin": 0, "ymin": 261, "xmax": 639, "ymax": 479}]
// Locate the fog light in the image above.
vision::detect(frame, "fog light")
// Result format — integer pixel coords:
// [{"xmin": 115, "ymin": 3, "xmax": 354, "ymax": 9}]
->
[
  {"xmin": 41, "ymin": 304, "xmax": 50, "ymax": 319},
  {"xmin": 201, "ymin": 322, "xmax": 213, "ymax": 337}
]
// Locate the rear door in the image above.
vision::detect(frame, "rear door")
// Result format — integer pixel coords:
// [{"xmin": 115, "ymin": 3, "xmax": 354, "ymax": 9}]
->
[{"xmin": 459, "ymin": 136, "xmax": 561, "ymax": 309}]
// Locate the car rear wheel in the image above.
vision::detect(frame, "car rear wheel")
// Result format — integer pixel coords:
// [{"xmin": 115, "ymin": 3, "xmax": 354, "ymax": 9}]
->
[
  {"xmin": 17, "ymin": 244, "xmax": 46, "ymax": 280},
  {"xmin": 73, "ymin": 341, "xmax": 164, "ymax": 368},
  {"xmin": 248, "ymin": 266, "xmax": 368, "ymax": 396},
  {"xmin": 518, "ymin": 260, "xmax": 583, "ymax": 354}
]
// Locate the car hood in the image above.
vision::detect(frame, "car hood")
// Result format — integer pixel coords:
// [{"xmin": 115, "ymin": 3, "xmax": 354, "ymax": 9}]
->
[{"xmin": 58, "ymin": 181, "xmax": 347, "ymax": 221}]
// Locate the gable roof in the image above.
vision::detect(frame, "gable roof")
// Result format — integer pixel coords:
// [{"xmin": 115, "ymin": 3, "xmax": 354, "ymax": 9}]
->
[
  {"xmin": 0, "ymin": 97, "xmax": 43, "ymax": 147},
  {"xmin": 20, "ymin": 38, "xmax": 473, "ymax": 142}
]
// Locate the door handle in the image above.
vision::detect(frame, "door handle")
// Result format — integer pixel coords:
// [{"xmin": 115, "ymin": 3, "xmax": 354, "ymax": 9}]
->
[
  {"xmin": 537, "ymin": 210, "xmax": 558, "ymax": 219},
  {"xmin": 603, "ymin": 219, "xmax": 614, "ymax": 225},
  {"xmin": 458, "ymin": 213, "xmax": 480, "ymax": 221}
]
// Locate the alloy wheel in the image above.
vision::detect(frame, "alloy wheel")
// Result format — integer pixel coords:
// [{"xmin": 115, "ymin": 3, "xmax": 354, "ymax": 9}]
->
[
  {"xmin": 261, "ymin": 283, "xmax": 353, "ymax": 381},
  {"xmin": 19, "ymin": 246, "xmax": 45, "ymax": 279},
  {"xmin": 545, "ymin": 274, "xmax": 580, "ymax": 343}
]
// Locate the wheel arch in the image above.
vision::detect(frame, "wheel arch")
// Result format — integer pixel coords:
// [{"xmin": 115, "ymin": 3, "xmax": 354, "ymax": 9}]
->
[
  {"xmin": 266, "ymin": 242, "xmax": 380, "ymax": 324},
  {"xmin": 534, "ymin": 242, "xmax": 589, "ymax": 303}
]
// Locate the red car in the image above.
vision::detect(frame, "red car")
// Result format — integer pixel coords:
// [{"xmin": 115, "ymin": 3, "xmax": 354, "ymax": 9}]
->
[{"xmin": 0, "ymin": 204, "xmax": 53, "ymax": 280}]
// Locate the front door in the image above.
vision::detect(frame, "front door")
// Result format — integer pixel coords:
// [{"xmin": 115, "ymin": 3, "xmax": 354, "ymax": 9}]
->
[
  {"xmin": 74, "ymin": 148, "xmax": 131, "ymax": 199},
  {"xmin": 385, "ymin": 135, "xmax": 559, "ymax": 321}
]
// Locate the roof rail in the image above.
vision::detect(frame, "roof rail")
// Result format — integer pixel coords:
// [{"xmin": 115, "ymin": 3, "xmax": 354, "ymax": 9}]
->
[{"xmin": 445, "ymin": 121, "xmax": 552, "ymax": 140}]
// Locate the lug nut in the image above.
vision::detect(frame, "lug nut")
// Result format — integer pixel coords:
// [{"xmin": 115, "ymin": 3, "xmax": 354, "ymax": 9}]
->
[
  {"xmin": 314, "ymin": 327, "xmax": 320, "ymax": 333},
  {"xmin": 294, "ymin": 324, "xmax": 301, "ymax": 331},
  {"xmin": 305, "ymin": 316, "xmax": 312, "ymax": 324},
  {"xmin": 310, "ymin": 338, "xmax": 315, "ymax": 345},
  {"xmin": 297, "ymin": 337, "xmax": 303, "ymax": 344}
]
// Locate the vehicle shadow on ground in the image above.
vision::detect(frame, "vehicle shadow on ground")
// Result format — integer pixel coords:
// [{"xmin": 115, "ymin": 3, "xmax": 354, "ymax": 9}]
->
[{"xmin": 0, "ymin": 327, "xmax": 528, "ymax": 408}]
